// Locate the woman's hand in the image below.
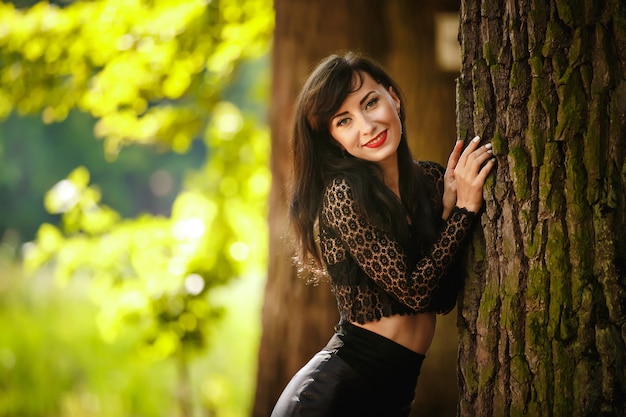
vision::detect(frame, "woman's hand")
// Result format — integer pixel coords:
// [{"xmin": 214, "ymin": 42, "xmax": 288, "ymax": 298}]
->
[
  {"xmin": 442, "ymin": 136, "xmax": 495, "ymax": 217},
  {"xmin": 442, "ymin": 140, "xmax": 463, "ymax": 219}
]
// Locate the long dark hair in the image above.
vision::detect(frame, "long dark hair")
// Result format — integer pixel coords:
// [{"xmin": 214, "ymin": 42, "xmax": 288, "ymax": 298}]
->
[{"xmin": 289, "ymin": 52, "xmax": 438, "ymax": 272}]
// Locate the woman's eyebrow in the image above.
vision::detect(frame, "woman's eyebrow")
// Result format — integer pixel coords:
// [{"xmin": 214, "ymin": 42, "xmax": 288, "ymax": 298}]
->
[
  {"xmin": 359, "ymin": 90, "xmax": 376, "ymax": 106},
  {"xmin": 331, "ymin": 91, "xmax": 378, "ymax": 121}
]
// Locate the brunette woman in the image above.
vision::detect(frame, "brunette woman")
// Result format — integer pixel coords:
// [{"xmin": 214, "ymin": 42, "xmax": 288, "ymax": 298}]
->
[{"xmin": 271, "ymin": 52, "xmax": 495, "ymax": 417}]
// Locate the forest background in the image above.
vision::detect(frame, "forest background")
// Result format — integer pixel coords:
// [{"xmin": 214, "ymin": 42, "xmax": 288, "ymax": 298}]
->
[
  {"xmin": 5, "ymin": 1, "xmax": 623, "ymax": 417},
  {"xmin": 0, "ymin": 0, "xmax": 273, "ymax": 416}
]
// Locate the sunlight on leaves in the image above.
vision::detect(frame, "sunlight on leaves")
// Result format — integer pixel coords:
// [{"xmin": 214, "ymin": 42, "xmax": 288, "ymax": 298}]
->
[
  {"xmin": 3, "ymin": 0, "xmax": 274, "ymax": 415},
  {"xmin": 0, "ymin": 0, "xmax": 274, "ymax": 157}
]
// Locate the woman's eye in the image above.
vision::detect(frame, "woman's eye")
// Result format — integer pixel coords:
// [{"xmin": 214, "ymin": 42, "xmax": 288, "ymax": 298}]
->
[
  {"xmin": 365, "ymin": 97, "xmax": 379, "ymax": 109},
  {"xmin": 337, "ymin": 118, "xmax": 350, "ymax": 127}
]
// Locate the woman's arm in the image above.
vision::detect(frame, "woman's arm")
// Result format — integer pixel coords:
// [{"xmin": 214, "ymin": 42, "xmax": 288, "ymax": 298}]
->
[{"xmin": 321, "ymin": 178, "xmax": 476, "ymax": 312}]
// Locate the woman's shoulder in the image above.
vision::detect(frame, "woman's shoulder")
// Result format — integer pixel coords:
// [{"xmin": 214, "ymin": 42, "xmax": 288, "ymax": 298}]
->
[{"xmin": 323, "ymin": 176, "xmax": 354, "ymax": 201}]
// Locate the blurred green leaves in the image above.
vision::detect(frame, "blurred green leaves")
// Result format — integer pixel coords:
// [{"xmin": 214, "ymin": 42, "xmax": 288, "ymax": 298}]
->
[
  {"xmin": 23, "ymin": 105, "xmax": 270, "ymax": 354},
  {"xmin": 0, "ymin": 0, "xmax": 274, "ymax": 415},
  {"xmin": 0, "ymin": 0, "xmax": 273, "ymax": 156}
]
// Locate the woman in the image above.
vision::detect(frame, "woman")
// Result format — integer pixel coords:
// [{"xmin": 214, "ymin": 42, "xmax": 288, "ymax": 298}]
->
[{"xmin": 271, "ymin": 52, "xmax": 495, "ymax": 417}]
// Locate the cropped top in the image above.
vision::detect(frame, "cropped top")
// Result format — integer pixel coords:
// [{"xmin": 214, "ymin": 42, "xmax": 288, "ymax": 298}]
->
[{"xmin": 318, "ymin": 161, "xmax": 476, "ymax": 324}]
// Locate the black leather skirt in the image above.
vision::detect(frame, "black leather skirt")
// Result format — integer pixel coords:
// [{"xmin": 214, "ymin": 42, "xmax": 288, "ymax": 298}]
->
[{"xmin": 270, "ymin": 321, "xmax": 426, "ymax": 417}]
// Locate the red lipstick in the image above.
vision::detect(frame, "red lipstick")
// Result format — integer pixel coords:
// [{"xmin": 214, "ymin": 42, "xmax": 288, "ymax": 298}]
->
[{"xmin": 364, "ymin": 130, "xmax": 387, "ymax": 148}]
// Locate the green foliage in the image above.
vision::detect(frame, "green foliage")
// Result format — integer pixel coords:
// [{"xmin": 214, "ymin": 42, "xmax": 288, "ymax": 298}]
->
[
  {"xmin": 24, "ymin": 113, "xmax": 270, "ymax": 354},
  {"xmin": 0, "ymin": 0, "xmax": 273, "ymax": 156},
  {"xmin": 0, "ymin": 0, "xmax": 274, "ymax": 415},
  {"xmin": 0, "ymin": 255, "xmax": 263, "ymax": 417},
  {"xmin": 0, "ymin": 259, "xmax": 178, "ymax": 417}
]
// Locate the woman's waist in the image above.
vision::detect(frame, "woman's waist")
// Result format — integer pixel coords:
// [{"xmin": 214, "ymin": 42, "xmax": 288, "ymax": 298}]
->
[
  {"xmin": 330, "ymin": 320, "xmax": 426, "ymax": 384},
  {"xmin": 351, "ymin": 313, "xmax": 436, "ymax": 355}
]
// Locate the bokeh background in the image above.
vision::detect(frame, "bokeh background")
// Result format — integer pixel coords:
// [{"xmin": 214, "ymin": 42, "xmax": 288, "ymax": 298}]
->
[
  {"xmin": 0, "ymin": 0, "xmax": 464, "ymax": 416},
  {"xmin": 1, "ymin": 1, "xmax": 272, "ymax": 416}
]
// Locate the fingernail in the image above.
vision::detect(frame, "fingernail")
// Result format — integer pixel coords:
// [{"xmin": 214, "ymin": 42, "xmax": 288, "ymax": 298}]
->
[
  {"xmin": 472, "ymin": 136, "xmax": 480, "ymax": 142},
  {"xmin": 485, "ymin": 143, "xmax": 492, "ymax": 149}
]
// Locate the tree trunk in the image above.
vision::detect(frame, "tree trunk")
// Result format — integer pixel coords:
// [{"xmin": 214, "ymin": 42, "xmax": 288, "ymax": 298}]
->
[
  {"xmin": 456, "ymin": 1, "xmax": 626, "ymax": 416},
  {"xmin": 253, "ymin": 2, "xmax": 387, "ymax": 416},
  {"xmin": 254, "ymin": 1, "xmax": 462, "ymax": 416}
]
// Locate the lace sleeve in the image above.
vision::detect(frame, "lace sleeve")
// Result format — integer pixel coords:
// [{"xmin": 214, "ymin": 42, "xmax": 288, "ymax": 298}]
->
[{"xmin": 321, "ymin": 178, "xmax": 475, "ymax": 312}]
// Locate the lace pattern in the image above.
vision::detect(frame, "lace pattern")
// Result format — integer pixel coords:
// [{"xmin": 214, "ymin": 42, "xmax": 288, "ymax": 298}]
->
[{"xmin": 319, "ymin": 161, "xmax": 476, "ymax": 324}]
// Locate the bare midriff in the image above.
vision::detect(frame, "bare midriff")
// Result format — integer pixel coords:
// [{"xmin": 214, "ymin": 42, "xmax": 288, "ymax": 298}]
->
[{"xmin": 351, "ymin": 312, "xmax": 437, "ymax": 355}]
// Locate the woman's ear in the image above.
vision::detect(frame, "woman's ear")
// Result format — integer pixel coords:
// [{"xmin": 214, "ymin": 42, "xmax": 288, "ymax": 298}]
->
[{"xmin": 388, "ymin": 86, "xmax": 401, "ymax": 114}]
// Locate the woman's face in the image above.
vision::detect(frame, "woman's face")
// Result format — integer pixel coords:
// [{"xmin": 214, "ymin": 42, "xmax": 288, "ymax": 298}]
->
[{"xmin": 328, "ymin": 71, "xmax": 402, "ymax": 168}]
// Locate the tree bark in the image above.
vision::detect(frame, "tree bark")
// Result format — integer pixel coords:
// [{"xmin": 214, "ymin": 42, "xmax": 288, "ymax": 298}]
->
[
  {"xmin": 254, "ymin": 1, "xmax": 462, "ymax": 416},
  {"xmin": 456, "ymin": 1, "xmax": 626, "ymax": 416}
]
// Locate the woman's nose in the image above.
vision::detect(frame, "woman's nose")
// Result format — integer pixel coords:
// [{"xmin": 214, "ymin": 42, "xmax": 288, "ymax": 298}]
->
[{"xmin": 359, "ymin": 114, "xmax": 376, "ymax": 135}]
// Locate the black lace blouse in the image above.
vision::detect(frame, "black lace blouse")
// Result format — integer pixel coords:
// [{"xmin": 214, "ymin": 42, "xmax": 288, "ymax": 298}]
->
[{"xmin": 318, "ymin": 161, "xmax": 476, "ymax": 324}]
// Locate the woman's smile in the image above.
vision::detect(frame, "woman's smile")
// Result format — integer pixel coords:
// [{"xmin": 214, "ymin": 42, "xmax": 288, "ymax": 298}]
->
[{"xmin": 364, "ymin": 130, "xmax": 388, "ymax": 148}]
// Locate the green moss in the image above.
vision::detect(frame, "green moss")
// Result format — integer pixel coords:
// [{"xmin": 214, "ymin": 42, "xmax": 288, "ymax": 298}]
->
[
  {"xmin": 470, "ymin": 230, "xmax": 487, "ymax": 261},
  {"xmin": 529, "ymin": 55, "xmax": 544, "ymax": 77},
  {"xmin": 510, "ymin": 20, "xmax": 528, "ymax": 62},
  {"xmin": 582, "ymin": 97, "xmax": 605, "ymax": 204},
  {"xmin": 510, "ymin": 355, "xmax": 532, "ymax": 416},
  {"xmin": 500, "ymin": 292, "xmax": 515, "ymax": 329},
  {"xmin": 478, "ymin": 282, "xmax": 499, "ymax": 320},
  {"xmin": 543, "ymin": 21, "xmax": 569, "ymax": 77},
  {"xmin": 524, "ymin": 333, "xmax": 555, "ymax": 415},
  {"xmin": 528, "ymin": 59, "xmax": 557, "ymax": 142},
  {"xmin": 568, "ymin": 27, "xmax": 584, "ymax": 67},
  {"xmin": 526, "ymin": 265, "xmax": 548, "ymax": 305},
  {"xmin": 483, "ymin": 42, "xmax": 497, "ymax": 66},
  {"xmin": 527, "ymin": 123, "xmax": 546, "ymax": 168},
  {"xmin": 528, "ymin": 2, "xmax": 548, "ymax": 53},
  {"xmin": 509, "ymin": 145, "xmax": 531, "ymax": 199},
  {"xmin": 540, "ymin": 100, "xmax": 557, "ymax": 141},
  {"xmin": 545, "ymin": 224, "xmax": 576, "ymax": 341},
  {"xmin": 472, "ymin": 60, "xmax": 492, "ymax": 125},
  {"xmin": 564, "ymin": 139, "xmax": 588, "ymax": 226},
  {"xmin": 572, "ymin": 357, "xmax": 602, "ymax": 415},
  {"xmin": 555, "ymin": 71, "xmax": 587, "ymax": 145},
  {"xmin": 552, "ymin": 342, "xmax": 575, "ymax": 416},
  {"xmin": 478, "ymin": 361, "xmax": 496, "ymax": 388},
  {"xmin": 539, "ymin": 143, "xmax": 565, "ymax": 212},
  {"xmin": 568, "ymin": 220, "xmax": 593, "ymax": 276},
  {"xmin": 525, "ymin": 311, "xmax": 548, "ymax": 352},
  {"xmin": 509, "ymin": 61, "xmax": 525, "ymax": 88},
  {"xmin": 491, "ymin": 129, "xmax": 508, "ymax": 154},
  {"xmin": 527, "ymin": 73, "xmax": 550, "ymax": 167},
  {"xmin": 461, "ymin": 359, "xmax": 479, "ymax": 396},
  {"xmin": 555, "ymin": 1, "xmax": 578, "ymax": 28},
  {"xmin": 545, "ymin": 224, "xmax": 568, "ymax": 279},
  {"xmin": 579, "ymin": 62, "xmax": 592, "ymax": 93},
  {"xmin": 524, "ymin": 218, "xmax": 542, "ymax": 258},
  {"xmin": 511, "ymin": 355, "xmax": 532, "ymax": 384}
]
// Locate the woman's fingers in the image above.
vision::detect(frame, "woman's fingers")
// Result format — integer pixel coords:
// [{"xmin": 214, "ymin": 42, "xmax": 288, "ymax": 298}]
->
[
  {"xmin": 476, "ymin": 154, "xmax": 497, "ymax": 182},
  {"xmin": 457, "ymin": 135, "xmax": 482, "ymax": 167},
  {"xmin": 471, "ymin": 143, "xmax": 494, "ymax": 172},
  {"xmin": 453, "ymin": 135, "xmax": 497, "ymax": 212},
  {"xmin": 446, "ymin": 139, "xmax": 464, "ymax": 172},
  {"xmin": 461, "ymin": 139, "xmax": 493, "ymax": 176}
]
